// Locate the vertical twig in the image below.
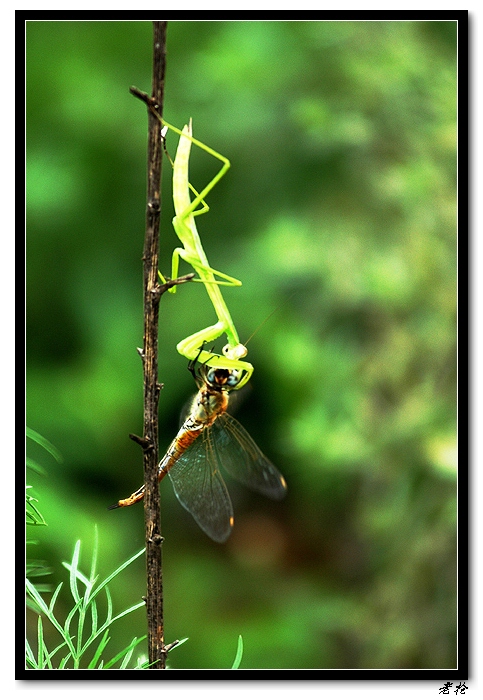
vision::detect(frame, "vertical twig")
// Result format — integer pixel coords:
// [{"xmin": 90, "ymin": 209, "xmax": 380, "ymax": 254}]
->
[
  {"xmin": 131, "ymin": 21, "xmax": 193, "ymax": 670},
  {"xmin": 136, "ymin": 20, "xmax": 167, "ymax": 670}
]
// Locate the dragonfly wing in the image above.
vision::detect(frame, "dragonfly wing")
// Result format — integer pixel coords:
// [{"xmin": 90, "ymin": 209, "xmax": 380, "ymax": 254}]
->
[
  {"xmin": 167, "ymin": 429, "xmax": 234, "ymax": 543},
  {"xmin": 212, "ymin": 413, "xmax": 287, "ymax": 500}
]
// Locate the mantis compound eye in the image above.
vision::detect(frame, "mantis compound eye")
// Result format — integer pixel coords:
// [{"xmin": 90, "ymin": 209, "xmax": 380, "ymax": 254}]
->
[{"xmin": 223, "ymin": 343, "xmax": 248, "ymax": 361}]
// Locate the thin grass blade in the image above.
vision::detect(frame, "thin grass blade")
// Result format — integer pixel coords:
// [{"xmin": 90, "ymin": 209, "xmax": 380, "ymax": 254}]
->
[
  {"xmin": 26, "ymin": 427, "xmax": 63, "ymax": 463},
  {"xmin": 104, "ymin": 636, "xmax": 147, "ymax": 669},
  {"xmin": 67, "ymin": 540, "xmax": 81, "ymax": 604},
  {"xmin": 87, "ymin": 629, "xmax": 110, "ymax": 669},
  {"xmin": 231, "ymin": 635, "xmax": 244, "ymax": 669},
  {"xmin": 37, "ymin": 616, "xmax": 45, "ymax": 669},
  {"xmin": 90, "ymin": 548, "xmax": 145, "ymax": 601}
]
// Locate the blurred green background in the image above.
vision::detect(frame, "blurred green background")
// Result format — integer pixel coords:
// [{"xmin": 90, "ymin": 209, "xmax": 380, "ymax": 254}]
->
[{"xmin": 26, "ymin": 20, "xmax": 457, "ymax": 670}]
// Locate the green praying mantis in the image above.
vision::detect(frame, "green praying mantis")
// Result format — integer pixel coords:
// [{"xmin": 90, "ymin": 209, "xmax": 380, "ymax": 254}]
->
[{"xmin": 156, "ymin": 116, "xmax": 253, "ymax": 389}]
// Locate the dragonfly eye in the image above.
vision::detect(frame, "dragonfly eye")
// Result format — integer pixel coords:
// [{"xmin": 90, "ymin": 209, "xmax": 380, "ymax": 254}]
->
[
  {"xmin": 205, "ymin": 368, "xmax": 217, "ymax": 385},
  {"xmin": 205, "ymin": 367, "xmax": 243, "ymax": 389},
  {"xmin": 226, "ymin": 370, "xmax": 243, "ymax": 387}
]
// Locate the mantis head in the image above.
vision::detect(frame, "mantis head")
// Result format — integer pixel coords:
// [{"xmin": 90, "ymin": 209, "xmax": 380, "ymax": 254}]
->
[{"xmin": 223, "ymin": 343, "xmax": 248, "ymax": 361}]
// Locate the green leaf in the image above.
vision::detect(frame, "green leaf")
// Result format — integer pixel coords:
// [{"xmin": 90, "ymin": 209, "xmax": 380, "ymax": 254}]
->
[
  {"xmin": 90, "ymin": 547, "xmax": 145, "ymax": 602},
  {"xmin": 231, "ymin": 635, "xmax": 244, "ymax": 669},
  {"xmin": 26, "ymin": 427, "xmax": 63, "ymax": 463},
  {"xmin": 26, "ymin": 457, "xmax": 47, "ymax": 475},
  {"xmin": 37, "ymin": 616, "xmax": 45, "ymax": 668},
  {"xmin": 67, "ymin": 540, "xmax": 81, "ymax": 604},
  {"xmin": 26, "ymin": 488, "xmax": 47, "ymax": 526},
  {"xmin": 49, "ymin": 582, "xmax": 63, "ymax": 614},
  {"xmin": 25, "ymin": 638, "xmax": 36, "ymax": 668},
  {"xmin": 88, "ymin": 629, "xmax": 110, "ymax": 669},
  {"xmin": 104, "ymin": 635, "xmax": 147, "ymax": 669}
]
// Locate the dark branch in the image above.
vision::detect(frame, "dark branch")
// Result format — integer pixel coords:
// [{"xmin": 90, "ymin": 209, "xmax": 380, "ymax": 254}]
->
[{"xmin": 136, "ymin": 19, "xmax": 168, "ymax": 671}]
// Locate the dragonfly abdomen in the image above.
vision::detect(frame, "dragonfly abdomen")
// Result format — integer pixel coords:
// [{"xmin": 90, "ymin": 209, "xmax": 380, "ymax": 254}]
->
[
  {"xmin": 108, "ymin": 425, "xmax": 203, "ymax": 509},
  {"xmin": 157, "ymin": 424, "xmax": 203, "ymax": 481}
]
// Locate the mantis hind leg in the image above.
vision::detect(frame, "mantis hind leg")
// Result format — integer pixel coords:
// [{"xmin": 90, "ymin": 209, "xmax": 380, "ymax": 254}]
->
[{"xmin": 167, "ymin": 248, "xmax": 242, "ymax": 292}]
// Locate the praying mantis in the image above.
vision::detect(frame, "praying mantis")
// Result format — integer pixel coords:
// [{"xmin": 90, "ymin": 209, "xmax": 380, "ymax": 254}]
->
[{"xmin": 157, "ymin": 116, "xmax": 253, "ymax": 389}]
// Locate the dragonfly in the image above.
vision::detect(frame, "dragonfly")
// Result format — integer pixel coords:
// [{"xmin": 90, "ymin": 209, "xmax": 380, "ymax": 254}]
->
[{"xmin": 109, "ymin": 357, "xmax": 287, "ymax": 543}]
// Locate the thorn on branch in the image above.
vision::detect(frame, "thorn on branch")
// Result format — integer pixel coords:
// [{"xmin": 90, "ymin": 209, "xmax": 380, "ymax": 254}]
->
[
  {"xmin": 129, "ymin": 433, "xmax": 153, "ymax": 450},
  {"xmin": 163, "ymin": 640, "xmax": 181, "ymax": 653},
  {"xmin": 130, "ymin": 85, "xmax": 162, "ymax": 122},
  {"xmin": 130, "ymin": 85, "xmax": 157, "ymax": 108},
  {"xmin": 154, "ymin": 273, "xmax": 195, "ymax": 299}
]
